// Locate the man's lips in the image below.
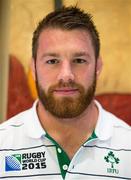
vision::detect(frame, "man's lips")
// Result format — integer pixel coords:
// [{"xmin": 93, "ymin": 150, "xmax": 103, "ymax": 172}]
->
[{"xmin": 53, "ymin": 88, "xmax": 79, "ymax": 95}]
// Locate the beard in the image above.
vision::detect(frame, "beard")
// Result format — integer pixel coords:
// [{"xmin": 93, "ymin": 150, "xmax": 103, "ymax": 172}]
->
[{"xmin": 35, "ymin": 73, "xmax": 96, "ymax": 119}]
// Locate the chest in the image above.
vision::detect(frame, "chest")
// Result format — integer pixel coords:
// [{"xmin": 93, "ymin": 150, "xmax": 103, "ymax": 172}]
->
[{"xmin": 0, "ymin": 140, "xmax": 131, "ymax": 179}]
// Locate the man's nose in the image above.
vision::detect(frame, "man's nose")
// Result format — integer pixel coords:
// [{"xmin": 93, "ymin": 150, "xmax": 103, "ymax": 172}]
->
[{"xmin": 57, "ymin": 61, "xmax": 75, "ymax": 82}]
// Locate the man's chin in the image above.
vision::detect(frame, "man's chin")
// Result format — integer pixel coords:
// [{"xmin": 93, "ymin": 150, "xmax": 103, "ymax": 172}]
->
[
  {"xmin": 37, "ymin": 77, "xmax": 96, "ymax": 118},
  {"xmin": 43, "ymin": 98, "xmax": 87, "ymax": 119},
  {"xmin": 50, "ymin": 96, "xmax": 78, "ymax": 105}
]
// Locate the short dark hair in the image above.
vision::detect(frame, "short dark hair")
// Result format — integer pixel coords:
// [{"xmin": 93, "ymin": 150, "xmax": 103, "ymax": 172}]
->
[{"xmin": 32, "ymin": 6, "xmax": 100, "ymax": 60}]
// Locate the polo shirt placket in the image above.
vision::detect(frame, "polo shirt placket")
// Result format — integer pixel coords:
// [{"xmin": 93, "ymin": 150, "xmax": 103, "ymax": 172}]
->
[{"xmin": 45, "ymin": 131, "xmax": 97, "ymax": 179}]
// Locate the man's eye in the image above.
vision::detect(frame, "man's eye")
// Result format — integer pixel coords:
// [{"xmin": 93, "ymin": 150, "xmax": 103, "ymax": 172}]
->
[
  {"xmin": 46, "ymin": 59, "xmax": 59, "ymax": 64},
  {"xmin": 73, "ymin": 58, "xmax": 87, "ymax": 64}
]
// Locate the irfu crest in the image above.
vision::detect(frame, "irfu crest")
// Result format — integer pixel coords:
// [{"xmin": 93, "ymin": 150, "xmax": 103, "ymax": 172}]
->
[{"xmin": 104, "ymin": 151, "xmax": 120, "ymax": 169}]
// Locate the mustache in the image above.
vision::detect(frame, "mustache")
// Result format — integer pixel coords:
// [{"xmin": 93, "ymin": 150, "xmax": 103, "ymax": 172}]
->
[{"xmin": 48, "ymin": 80, "xmax": 84, "ymax": 93}]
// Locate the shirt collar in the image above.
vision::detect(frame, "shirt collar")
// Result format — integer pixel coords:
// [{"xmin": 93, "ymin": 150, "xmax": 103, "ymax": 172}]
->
[
  {"xmin": 94, "ymin": 100, "xmax": 114, "ymax": 141},
  {"xmin": 25, "ymin": 100, "xmax": 46, "ymax": 139},
  {"xmin": 25, "ymin": 100, "xmax": 114, "ymax": 140}
]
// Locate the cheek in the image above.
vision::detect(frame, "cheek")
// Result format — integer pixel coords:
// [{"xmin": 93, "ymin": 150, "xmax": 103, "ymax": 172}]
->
[
  {"xmin": 77, "ymin": 69, "xmax": 96, "ymax": 87},
  {"xmin": 75, "ymin": 62, "xmax": 96, "ymax": 79},
  {"xmin": 36, "ymin": 69, "xmax": 57, "ymax": 92}
]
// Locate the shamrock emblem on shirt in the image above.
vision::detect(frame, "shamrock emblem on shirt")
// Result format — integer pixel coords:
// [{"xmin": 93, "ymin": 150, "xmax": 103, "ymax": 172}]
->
[{"xmin": 104, "ymin": 151, "xmax": 120, "ymax": 168}]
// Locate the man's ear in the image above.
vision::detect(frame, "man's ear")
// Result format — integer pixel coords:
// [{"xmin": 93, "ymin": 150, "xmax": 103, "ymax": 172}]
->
[
  {"xmin": 96, "ymin": 56, "xmax": 103, "ymax": 78},
  {"xmin": 31, "ymin": 58, "xmax": 36, "ymax": 81}
]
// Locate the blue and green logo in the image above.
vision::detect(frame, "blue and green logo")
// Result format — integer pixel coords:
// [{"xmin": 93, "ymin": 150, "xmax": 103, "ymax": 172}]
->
[
  {"xmin": 5, "ymin": 151, "xmax": 46, "ymax": 172},
  {"xmin": 5, "ymin": 154, "xmax": 21, "ymax": 171}
]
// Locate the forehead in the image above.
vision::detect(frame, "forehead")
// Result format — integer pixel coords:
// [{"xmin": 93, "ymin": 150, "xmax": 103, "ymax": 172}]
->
[
  {"xmin": 37, "ymin": 28, "xmax": 95, "ymax": 56},
  {"xmin": 39, "ymin": 28, "xmax": 92, "ymax": 42}
]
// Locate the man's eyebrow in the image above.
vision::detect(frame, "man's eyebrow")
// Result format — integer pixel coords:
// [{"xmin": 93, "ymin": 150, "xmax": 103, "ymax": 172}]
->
[
  {"xmin": 41, "ymin": 53, "xmax": 59, "ymax": 58},
  {"xmin": 73, "ymin": 52, "xmax": 90, "ymax": 58},
  {"xmin": 41, "ymin": 52, "xmax": 91, "ymax": 59}
]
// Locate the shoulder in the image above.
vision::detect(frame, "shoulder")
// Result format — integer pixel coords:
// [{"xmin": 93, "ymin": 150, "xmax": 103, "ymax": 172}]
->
[
  {"xmin": 0, "ymin": 100, "xmax": 37, "ymax": 134},
  {"xmin": 0, "ymin": 108, "xmax": 32, "ymax": 129},
  {"xmin": 103, "ymin": 107, "xmax": 130, "ymax": 130},
  {"xmin": 0, "ymin": 108, "xmax": 32, "ymax": 148},
  {"xmin": 95, "ymin": 100, "xmax": 131, "ymax": 148},
  {"xmin": 104, "ymin": 112, "xmax": 131, "ymax": 149},
  {"xmin": 95, "ymin": 99, "xmax": 130, "ymax": 128}
]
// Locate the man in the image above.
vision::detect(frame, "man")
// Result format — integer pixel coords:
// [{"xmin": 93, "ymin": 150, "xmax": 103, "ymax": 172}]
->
[{"xmin": 0, "ymin": 6, "xmax": 131, "ymax": 180}]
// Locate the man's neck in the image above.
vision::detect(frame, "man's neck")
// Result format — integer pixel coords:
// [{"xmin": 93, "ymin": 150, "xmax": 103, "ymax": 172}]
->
[{"xmin": 37, "ymin": 100, "xmax": 98, "ymax": 159}]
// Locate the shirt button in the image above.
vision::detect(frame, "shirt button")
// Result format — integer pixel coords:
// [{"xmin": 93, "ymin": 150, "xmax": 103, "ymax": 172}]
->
[
  {"xmin": 62, "ymin": 164, "xmax": 68, "ymax": 170},
  {"xmin": 57, "ymin": 148, "xmax": 62, "ymax": 153}
]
